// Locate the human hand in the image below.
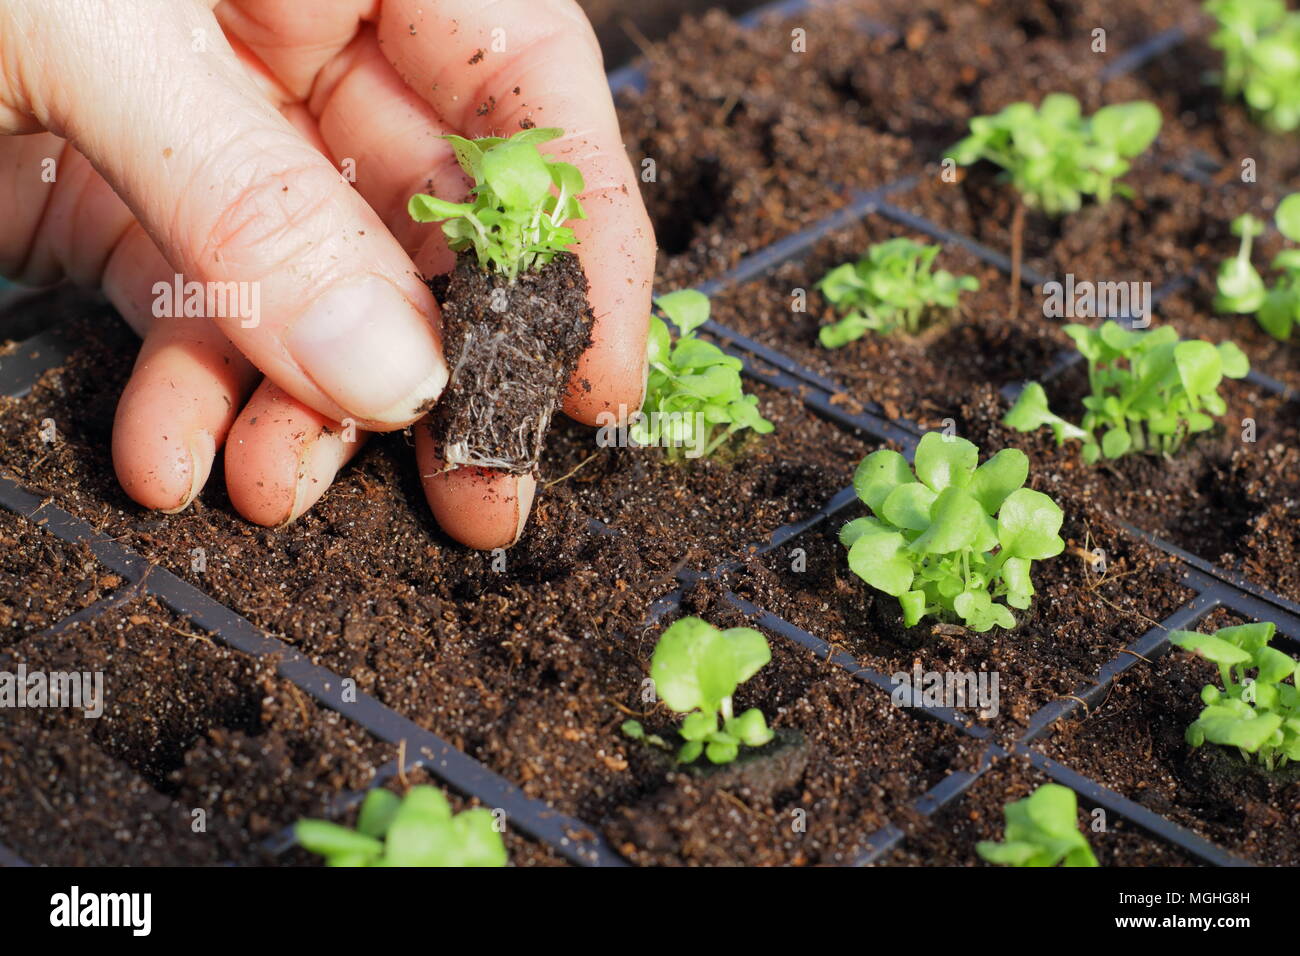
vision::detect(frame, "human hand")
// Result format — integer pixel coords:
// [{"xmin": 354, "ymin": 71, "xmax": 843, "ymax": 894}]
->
[{"xmin": 0, "ymin": 0, "xmax": 654, "ymax": 548}]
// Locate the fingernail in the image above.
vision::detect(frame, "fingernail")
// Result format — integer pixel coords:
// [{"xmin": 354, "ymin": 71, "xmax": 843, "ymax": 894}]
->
[
  {"xmin": 282, "ymin": 430, "xmax": 348, "ymax": 525},
  {"xmin": 509, "ymin": 477, "xmax": 537, "ymax": 546},
  {"xmin": 288, "ymin": 276, "xmax": 447, "ymax": 426},
  {"xmin": 160, "ymin": 432, "xmax": 215, "ymax": 514}
]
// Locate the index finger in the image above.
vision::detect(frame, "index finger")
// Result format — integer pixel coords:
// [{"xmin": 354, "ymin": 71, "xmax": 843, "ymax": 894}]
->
[{"xmin": 377, "ymin": 0, "xmax": 655, "ymax": 424}]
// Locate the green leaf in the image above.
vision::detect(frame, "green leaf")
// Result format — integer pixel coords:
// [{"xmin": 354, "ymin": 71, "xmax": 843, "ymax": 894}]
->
[
  {"xmin": 968, "ymin": 448, "xmax": 1029, "ymax": 514},
  {"xmin": 357, "ymin": 788, "xmax": 401, "ymax": 839},
  {"xmin": 295, "ymin": 820, "xmax": 383, "ymax": 861},
  {"xmin": 914, "ymin": 432, "xmax": 978, "ymax": 492},
  {"xmin": 853, "ymin": 449, "xmax": 916, "ymax": 511},
  {"xmin": 1170, "ymin": 630, "xmax": 1253, "ymax": 666},
  {"xmin": 996, "ymin": 488, "xmax": 1065, "ymax": 560},
  {"xmin": 621, "ymin": 719, "xmax": 645, "ymax": 740},
  {"xmin": 847, "ymin": 529, "xmax": 915, "ymax": 596},
  {"xmin": 726, "ymin": 708, "xmax": 775, "ymax": 747},
  {"xmin": 680, "ymin": 710, "xmax": 717, "ymax": 742},
  {"xmin": 655, "ymin": 289, "xmax": 711, "ymax": 335},
  {"xmin": 909, "ymin": 487, "xmax": 985, "ymax": 555},
  {"xmin": 1174, "ymin": 340, "xmax": 1223, "ymax": 397},
  {"xmin": 1217, "ymin": 340, "xmax": 1251, "ymax": 378},
  {"xmin": 407, "ymin": 193, "xmax": 471, "ymax": 223},
  {"xmin": 480, "ymin": 140, "xmax": 553, "ymax": 209},
  {"xmin": 1090, "ymin": 101, "xmax": 1162, "ymax": 157},
  {"xmin": 448, "ymin": 808, "xmax": 508, "ymax": 867},
  {"xmin": 880, "ymin": 482, "xmax": 938, "ymax": 531},
  {"xmin": 649, "ymin": 617, "xmax": 770, "ymax": 715},
  {"xmin": 1277, "ymin": 193, "xmax": 1300, "ymax": 242}
]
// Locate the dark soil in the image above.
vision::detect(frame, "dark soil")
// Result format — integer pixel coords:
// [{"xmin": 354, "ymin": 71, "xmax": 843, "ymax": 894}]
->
[
  {"xmin": 709, "ymin": 215, "xmax": 1065, "ymax": 424},
  {"xmin": 1034, "ymin": 607, "xmax": 1300, "ymax": 867},
  {"xmin": 0, "ymin": 508, "xmax": 117, "ymax": 643},
  {"xmin": 886, "ymin": 752, "xmax": 1201, "ymax": 866},
  {"xmin": 426, "ymin": 252, "xmax": 593, "ymax": 475},
  {"xmin": 725, "ymin": 474, "xmax": 1194, "ymax": 741},
  {"xmin": 957, "ymin": 377, "xmax": 1300, "ymax": 602},
  {"xmin": 604, "ymin": 583, "xmax": 981, "ymax": 865},
  {"xmin": 0, "ymin": 597, "xmax": 390, "ymax": 865},
  {"xmin": 577, "ymin": 0, "xmax": 769, "ymax": 68}
]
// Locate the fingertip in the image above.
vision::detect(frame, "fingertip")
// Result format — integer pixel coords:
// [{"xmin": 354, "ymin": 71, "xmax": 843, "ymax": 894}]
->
[
  {"xmin": 415, "ymin": 423, "xmax": 536, "ymax": 550},
  {"xmin": 112, "ymin": 423, "xmax": 215, "ymax": 514}
]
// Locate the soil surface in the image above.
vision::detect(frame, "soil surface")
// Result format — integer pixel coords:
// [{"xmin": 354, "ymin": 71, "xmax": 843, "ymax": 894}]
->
[
  {"xmin": 725, "ymin": 468, "xmax": 1194, "ymax": 742},
  {"xmin": 886, "ymin": 752, "xmax": 1201, "ymax": 866},
  {"xmin": 957, "ymin": 379, "xmax": 1300, "ymax": 602},
  {"xmin": 427, "ymin": 252, "xmax": 593, "ymax": 474},
  {"xmin": 1034, "ymin": 607, "xmax": 1300, "ymax": 867},
  {"xmin": 0, "ymin": 508, "xmax": 117, "ymax": 642},
  {"xmin": 0, "ymin": 597, "xmax": 390, "ymax": 865}
]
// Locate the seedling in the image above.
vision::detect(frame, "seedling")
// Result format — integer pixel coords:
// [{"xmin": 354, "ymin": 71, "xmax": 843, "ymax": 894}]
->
[
  {"xmin": 408, "ymin": 128, "xmax": 593, "ymax": 476},
  {"xmin": 816, "ymin": 238, "xmax": 979, "ymax": 346},
  {"xmin": 976, "ymin": 784, "xmax": 1099, "ymax": 867},
  {"xmin": 632, "ymin": 290, "xmax": 774, "ymax": 459},
  {"xmin": 1004, "ymin": 321, "xmax": 1250, "ymax": 463},
  {"xmin": 839, "ymin": 432, "xmax": 1064, "ymax": 632},
  {"xmin": 408, "ymin": 127, "xmax": 585, "ymax": 282},
  {"xmin": 1170, "ymin": 622, "xmax": 1300, "ymax": 770},
  {"xmin": 945, "ymin": 94, "xmax": 1162, "ymax": 216},
  {"xmin": 1215, "ymin": 194, "xmax": 1300, "ymax": 340},
  {"xmin": 1206, "ymin": 0, "xmax": 1300, "ymax": 132},
  {"xmin": 295, "ymin": 786, "xmax": 507, "ymax": 867},
  {"xmin": 622, "ymin": 616, "xmax": 775, "ymax": 764}
]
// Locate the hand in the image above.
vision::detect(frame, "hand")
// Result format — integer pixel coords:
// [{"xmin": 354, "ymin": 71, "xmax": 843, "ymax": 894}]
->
[{"xmin": 0, "ymin": 0, "xmax": 654, "ymax": 548}]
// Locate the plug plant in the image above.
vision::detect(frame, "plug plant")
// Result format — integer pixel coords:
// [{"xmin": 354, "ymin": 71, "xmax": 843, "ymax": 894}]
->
[
  {"xmin": 1215, "ymin": 194, "xmax": 1300, "ymax": 340},
  {"xmin": 622, "ymin": 616, "xmax": 775, "ymax": 764},
  {"xmin": 976, "ymin": 784, "xmax": 1099, "ymax": 867},
  {"xmin": 945, "ymin": 94, "xmax": 1162, "ymax": 216},
  {"xmin": 1170, "ymin": 622, "xmax": 1300, "ymax": 770},
  {"xmin": 839, "ymin": 432, "xmax": 1064, "ymax": 632},
  {"xmin": 408, "ymin": 127, "xmax": 585, "ymax": 281},
  {"xmin": 295, "ymin": 786, "xmax": 507, "ymax": 867},
  {"xmin": 632, "ymin": 289, "xmax": 774, "ymax": 459},
  {"xmin": 816, "ymin": 238, "xmax": 979, "ymax": 346},
  {"xmin": 1004, "ymin": 321, "xmax": 1250, "ymax": 463},
  {"xmin": 1206, "ymin": 0, "xmax": 1300, "ymax": 132}
]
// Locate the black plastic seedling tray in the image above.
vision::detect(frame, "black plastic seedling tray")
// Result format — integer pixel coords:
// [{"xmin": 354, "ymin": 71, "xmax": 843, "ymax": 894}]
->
[{"xmin": 1, "ymin": 0, "xmax": 1296, "ymax": 867}]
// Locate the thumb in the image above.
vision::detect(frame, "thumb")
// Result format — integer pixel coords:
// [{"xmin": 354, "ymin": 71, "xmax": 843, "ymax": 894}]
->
[{"xmin": 2, "ymin": 0, "xmax": 447, "ymax": 429}]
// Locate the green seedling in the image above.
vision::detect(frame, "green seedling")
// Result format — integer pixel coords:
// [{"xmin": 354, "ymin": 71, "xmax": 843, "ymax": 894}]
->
[
  {"xmin": 295, "ymin": 786, "xmax": 507, "ymax": 867},
  {"xmin": 1206, "ymin": 0, "xmax": 1300, "ymax": 132},
  {"xmin": 816, "ymin": 238, "xmax": 979, "ymax": 346},
  {"xmin": 1215, "ymin": 194, "xmax": 1300, "ymax": 340},
  {"xmin": 945, "ymin": 94, "xmax": 1162, "ymax": 216},
  {"xmin": 1004, "ymin": 321, "xmax": 1250, "ymax": 463},
  {"xmin": 976, "ymin": 784, "xmax": 1099, "ymax": 867},
  {"xmin": 632, "ymin": 289, "xmax": 774, "ymax": 460},
  {"xmin": 622, "ymin": 616, "xmax": 775, "ymax": 764},
  {"xmin": 839, "ymin": 432, "xmax": 1064, "ymax": 632},
  {"xmin": 1171, "ymin": 622, "xmax": 1300, "ymax": 770},
  {"xmin": 408, "ymin": 127, "xmax": 584, "ymax": 281}
]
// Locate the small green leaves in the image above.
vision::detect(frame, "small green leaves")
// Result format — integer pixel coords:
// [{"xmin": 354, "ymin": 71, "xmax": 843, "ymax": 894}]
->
[
  {"xmin": 629, "ymin": 617, "xmax": 774, "ymax": 766},
  {"xmin": 816, "ymin": 238, "xmax": 978, "ymax": 344},
  {"xmin": 976, "ymin": 784, "xmax": 1099, "ymax": 867},
  {"xmin": 295, "ymin": 786, "xmax": 508, "ymax": 867},
  {"xmin": 408, "ymin": 127, "xmax": 583, "ymax": 281},
  {"xmin": 1216, "ymin": 193, "xmax": 1300, "ymax": 340},
  {"xmin": 1003, "ymin": 321, "xmax": 1250, "ymax": 461},
  {"xmin": 840, "ymin": 433, "xmax": 1063, "ymax": 632},
  {"xmin": 946, "ymin": 95, "xmax": 1162, "ymax": 215},
  {"xmin": 635, "ymin": 290, "xmax": 774, "ymax": 460},
  {"xmin": 1206, "ymin": 0, "xmax": 1300, "ymax": 132},
  {"xmin": 1171, "ymin": 620, "xmax": 1300, "ymax": 770}
]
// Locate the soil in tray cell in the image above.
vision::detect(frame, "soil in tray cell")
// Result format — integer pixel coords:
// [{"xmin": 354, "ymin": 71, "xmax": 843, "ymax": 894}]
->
[
  {"xmin": 884, "ymin": 752, "xmax": 1201, "ymax": 866},
  {"xmin": 1131, "ymin": 17, "xmax": 1300, "ymax": 201},
  {"xmin": 708, "ymin": 213, "xmax": 1066, "ymax": 424},
  {"xmin": 617, "ymin": 3, "xmax": 915, "ymax": 288},
  {"xmin": 602, "ymin": 582, "xmax": 982, "ymax": 865},
  {"xmin": 724, "ymin": 478, "xmax": 1193, "ymax": 740},
  {"xmin": 0, "ymin": 508, "xmax": 119, "ymax": 643},
  {"xmin": 1034, "ymin": 607, "xmax": 1300, "ymax": 867},
  {"xmin": 0, "ymin": 597, "xmax": 388, "ymax": 865},
  {"xmin": 957, "ymin": 375, "xmax": 1300, "ymax": 602}
]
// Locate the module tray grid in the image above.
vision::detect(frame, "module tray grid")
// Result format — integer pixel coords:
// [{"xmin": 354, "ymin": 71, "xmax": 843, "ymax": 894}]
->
[{"xmin": 0, "ymin": 0, "xmax": 1292, "ymax": 867}]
